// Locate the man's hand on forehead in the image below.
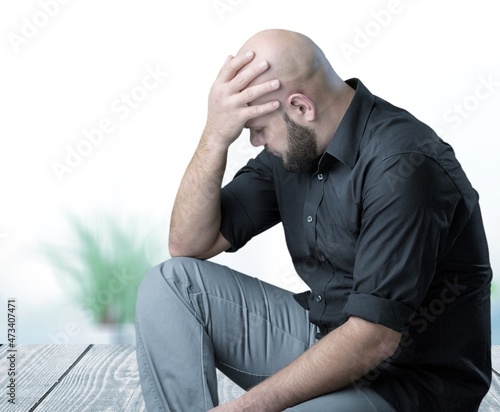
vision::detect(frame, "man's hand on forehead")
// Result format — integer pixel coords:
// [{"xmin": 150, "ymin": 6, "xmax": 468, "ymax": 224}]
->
[{"xmin": 204, "ymin": 50, "xmax": 281, "ymax": 147}]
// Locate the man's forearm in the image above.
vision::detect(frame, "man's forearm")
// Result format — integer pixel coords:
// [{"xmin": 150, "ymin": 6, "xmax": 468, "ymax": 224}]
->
[
  {"xmin": 233, "ymin": 317, "xmax": 401, "ymax": 412},
  {"xmin": 169, "ymin": 51, "xmax": 280, "ymax": 259},
  {"xmin": 169, "ymin": 131, "xmax": 229, "ymax": 257}
]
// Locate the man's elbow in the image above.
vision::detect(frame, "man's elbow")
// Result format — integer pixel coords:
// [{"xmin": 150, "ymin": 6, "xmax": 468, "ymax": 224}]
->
[
  {"xmin": 168, "ymin": 236, "xmax": 211, "ymax": 259},
  {"xmin": 372, "ymin": 326, "xmax": 402, "ymax": 366},
  {"xmin": 168, "ymin": 236, "xmax": 193, "ymax": 258},
  {"xmin": 349, "ymin": 317, "xmax": 402, "ymax": 364},
  {"xmin": 169, "ymin": 231, "xmax": 230, "ymax": 260},
  {"xmin": 168, "ymin": 245, "xmax": 183, "ymax": 258},
  {"xmin": 376, "ymin": 331, "xmax": 401, "ymax": 362}
]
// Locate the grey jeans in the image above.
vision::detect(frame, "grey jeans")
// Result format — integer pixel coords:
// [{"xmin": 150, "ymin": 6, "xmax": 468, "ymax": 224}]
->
[{"xmin": 135, "ymin": 257, "xmax": 395, "ymax": 412}]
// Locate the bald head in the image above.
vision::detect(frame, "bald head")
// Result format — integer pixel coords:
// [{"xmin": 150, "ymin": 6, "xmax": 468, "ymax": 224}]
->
[
  {"xmin": 237, "ymin": 29, "xmax": 344, "ymax": 102},
  {"xmin": 237, "ymin": 29, "xmax": 355, "ymax": 155}
]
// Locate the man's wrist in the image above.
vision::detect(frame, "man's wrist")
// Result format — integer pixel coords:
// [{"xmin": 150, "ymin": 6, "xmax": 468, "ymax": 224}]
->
[
  {"xmin": 201, "ymin": 125, "xmax": 239, "ymax": 152},
  {"xmin": 234, "ymin": 381, "xmax": 288, "ymax": 412}
]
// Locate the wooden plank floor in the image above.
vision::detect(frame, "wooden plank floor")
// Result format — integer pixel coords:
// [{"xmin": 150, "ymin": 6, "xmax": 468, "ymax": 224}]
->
[
  {"xmin": 0, "ymin": 344, "xmax": 145, "ymax": 412},
  {"xmin": 0, "ymin": 344, "xmax": 499, "ymax": 411}
]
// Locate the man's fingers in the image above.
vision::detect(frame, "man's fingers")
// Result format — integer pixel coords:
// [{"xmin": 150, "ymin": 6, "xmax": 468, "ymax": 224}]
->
[
  {"xmin": 244, "ymin": 100, "xmax": 280, "ymax": 120},
  {"xmin": 240, "ymin": 79, "xmax": 280, "ymax": 104},
  {"xmin": 229, "ymin": 59, "xmax": 271, "ymax": 93},
  {"xmin": 208, "ymin": 51, "xmax": 280, "ymax": 143},
  {"xmin": 218, "ymin": 51, "xmax": 256, "ymax": 82}
]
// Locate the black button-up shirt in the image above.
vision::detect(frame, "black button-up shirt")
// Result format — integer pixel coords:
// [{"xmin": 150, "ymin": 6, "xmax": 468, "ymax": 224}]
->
[{"xmin": 220, "ymin": 79, "xmax": 492, "ymax": 411}]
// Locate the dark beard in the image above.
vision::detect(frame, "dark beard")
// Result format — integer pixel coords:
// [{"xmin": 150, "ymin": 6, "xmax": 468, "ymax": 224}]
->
[{"xmin": 281, "ymin": 112, "xmax": 319, "ymax": 174}]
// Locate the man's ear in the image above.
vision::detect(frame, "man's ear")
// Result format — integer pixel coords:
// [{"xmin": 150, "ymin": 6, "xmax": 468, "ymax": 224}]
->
[{"xmin": 287, "ymin": 93, "xmax": 316, "ymax": 122}]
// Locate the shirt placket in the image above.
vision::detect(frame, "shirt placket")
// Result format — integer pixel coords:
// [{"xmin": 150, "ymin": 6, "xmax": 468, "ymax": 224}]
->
[{"xmin": 303, "ymin": 172, "xmax": 329, "ymax": 333}]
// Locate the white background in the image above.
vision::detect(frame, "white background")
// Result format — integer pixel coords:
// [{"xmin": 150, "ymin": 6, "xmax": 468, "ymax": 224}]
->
[{"xmin": 1, "ymin": 0, "xmax": 499, "ymax": 343}]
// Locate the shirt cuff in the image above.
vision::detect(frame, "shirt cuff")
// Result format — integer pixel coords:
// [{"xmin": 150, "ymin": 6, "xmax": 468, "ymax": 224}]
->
[{"xmin": 342, "ymin": 293, "xmax": 414, "ymax": 332}]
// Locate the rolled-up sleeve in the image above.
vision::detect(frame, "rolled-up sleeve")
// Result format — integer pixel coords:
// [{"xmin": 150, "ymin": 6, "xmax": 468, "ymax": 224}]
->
[
  {"xmin": 343, "ymin": 152, "xmax": 473, "ymax": 332},
  {"xmin": 220, "ymin": 151, "xmax": 281, "ymax": 252}
]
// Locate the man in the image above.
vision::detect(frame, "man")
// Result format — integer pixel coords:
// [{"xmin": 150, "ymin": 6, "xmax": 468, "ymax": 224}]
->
[{"xmin": 135, "ymin": 29, "xmax": 492, "ymax": 411}]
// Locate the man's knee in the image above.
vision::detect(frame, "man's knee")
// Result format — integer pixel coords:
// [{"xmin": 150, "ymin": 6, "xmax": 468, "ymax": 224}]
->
[
  {"xmin": 135, "ymin": 257, "xmax": 205, "ymax": 318},
  {"xmin": 138, "ymin": 256, "xmax": 200, "ymax": 292},
  {"xmin": 160, "ymin": 256, "xmax": 206, "ymax": 279}
]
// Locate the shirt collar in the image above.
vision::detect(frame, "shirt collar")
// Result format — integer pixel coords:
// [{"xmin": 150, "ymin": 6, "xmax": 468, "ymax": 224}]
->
[{"xmin": 319, "ymin": 78, "xmax": 375, "ymax": 171}]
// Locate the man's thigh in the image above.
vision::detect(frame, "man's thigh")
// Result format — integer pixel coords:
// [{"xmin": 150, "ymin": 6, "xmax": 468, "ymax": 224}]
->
[
  {"xmin": 138, "ymin": 258, "xmax": 396, "ymax": 410},
  {"xmin": 157, "ymin": 257, "xmax": 318, "ymax": 389}
]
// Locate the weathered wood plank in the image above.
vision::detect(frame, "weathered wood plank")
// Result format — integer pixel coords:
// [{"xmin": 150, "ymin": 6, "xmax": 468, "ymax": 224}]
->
[
  {"xmin": 491, "ymin": 346, "xmax": 500, "ymax": 373},
  {"xmin": 0, "ymin": 344, "xmax": 90, "ymax": 411},
  {"xmin": 0, "ymin": 344, "xmax": 498, "ymax": 410},
  {"xmin": 34, "ymin": 344, "xmax": 146, "ymax": 412},
  {"xmin": 479, "ymin": 346, "xmax": 500, "ymax": 411},
  {"xmin": 479, "ymin": 371, "xmax": 500, "ymax": 411},
  {"xmin": 122, "ymin": 381, "xmax": 147, "ymax": 411},
  {"xmin": 217, "ymin": 370, "xmax": 245, "ymax": 404}
]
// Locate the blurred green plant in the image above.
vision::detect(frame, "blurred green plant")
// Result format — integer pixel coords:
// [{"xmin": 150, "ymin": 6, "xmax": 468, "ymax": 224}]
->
[
  {"xmin": 44, "ymin": 213, "xmax": 155, "ymax": 325},
  {"xmin": 492, "ymin": 281, "xmax": 499, "ymax": 298}
]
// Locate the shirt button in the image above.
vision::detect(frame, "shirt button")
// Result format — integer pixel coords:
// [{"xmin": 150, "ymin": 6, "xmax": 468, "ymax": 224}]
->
[
  {"xmin": 317, "ymin": 174, "xmax": 323, "ymax": 180},
  {"xmin": 316, "ymin": 295, "xmax": 322, "ymax": 302},
  {"xmin": 307, "ymin": 216, "xmax": 313, "ymax": 223}
]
